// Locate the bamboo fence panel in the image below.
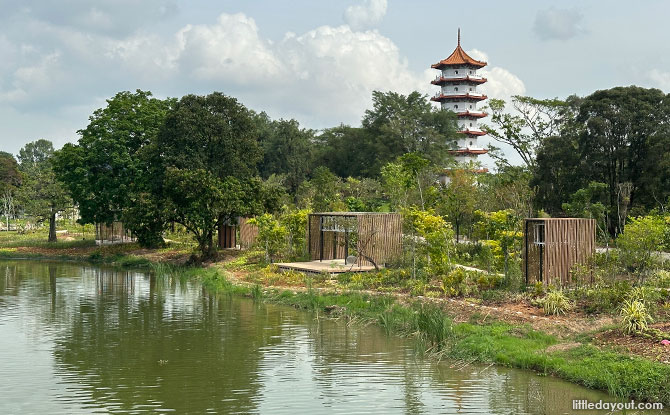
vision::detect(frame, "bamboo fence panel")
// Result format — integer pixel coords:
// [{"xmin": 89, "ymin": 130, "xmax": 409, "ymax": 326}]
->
[
  {"xmin": 524, "ymin": 218, "xmax": 595, "ymax": 286},
  {"xmin": 239, "ymin": 217, "xmax": 259, "ymax": 249},
  {"xmin": 308, "ymin": 213, "xmax": 402, "ymax": 266}
]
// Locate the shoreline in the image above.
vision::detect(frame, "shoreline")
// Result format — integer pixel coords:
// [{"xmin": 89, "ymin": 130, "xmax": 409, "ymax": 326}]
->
[{"xmin": 1, "ymin": 245, "xmax": 669, "ymax": 406}]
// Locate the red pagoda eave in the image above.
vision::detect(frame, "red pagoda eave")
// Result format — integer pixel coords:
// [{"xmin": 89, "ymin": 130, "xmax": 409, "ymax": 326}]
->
[
  {"xmin": 449, "ymin": 149, "xmax": 489, "ymax": 155},
  {"xmin": 444, "ymin": 167, "xmax": 489, "ymax": 174},
  {"xmin": 431, "ymin": 76, "xmax": 487, "ymax": 85},
  {"xmin": 458, "ymin": 129, "xmax": 487, "ymax": 136},
  {"xmin": 456, "ymin": 111, "xmax": 488, "ymax": 118},
  {"xmin": 431, "ymin": 93, "xmax": 488, "ymax": 102}
]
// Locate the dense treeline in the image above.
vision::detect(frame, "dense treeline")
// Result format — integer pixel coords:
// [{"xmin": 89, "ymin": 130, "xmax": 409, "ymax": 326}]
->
[
  {"xmin": 48, "ymin": 89, "xmax": 462, "ymax": 259},
  {"xmin": 2, "ymin": 85, "xmax": 670, "ymax": 262}
]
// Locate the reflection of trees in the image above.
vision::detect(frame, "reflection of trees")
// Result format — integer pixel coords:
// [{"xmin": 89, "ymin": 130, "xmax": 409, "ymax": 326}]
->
[{"xmin": 50, "ymin": 267, "xmax": 285, "ymax": 413}]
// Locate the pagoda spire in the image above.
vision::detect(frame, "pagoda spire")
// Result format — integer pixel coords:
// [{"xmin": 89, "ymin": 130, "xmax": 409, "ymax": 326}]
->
[{"xmin": 458, "ymin": 28, "xmax": 460, "ymax": 47}]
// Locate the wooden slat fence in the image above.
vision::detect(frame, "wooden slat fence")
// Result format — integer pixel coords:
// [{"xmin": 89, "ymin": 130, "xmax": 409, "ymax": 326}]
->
[
  {"xmin": 524, "ymin": 218, "xmax": 595, "ymax": 286},
  {"xmin": 239, "ymin": 217, "xmax": 259, "ymax": 249},
  {"xmin": 308, "ymin": 213, "xmax": 402, "ymax": 267}
]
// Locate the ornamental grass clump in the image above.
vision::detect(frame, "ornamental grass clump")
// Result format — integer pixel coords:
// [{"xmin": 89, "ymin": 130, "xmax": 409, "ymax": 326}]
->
[
  {"xmin": 542, "ymin": 290, "xmax": 573, "ymax": 316},
  {"xmin": 620, "ymin": 299, "xmax": 653, "ymax": 335}
]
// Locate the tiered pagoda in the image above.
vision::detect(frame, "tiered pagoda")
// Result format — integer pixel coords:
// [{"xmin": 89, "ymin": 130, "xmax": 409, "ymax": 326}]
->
[{"xmin": 431, "ymin": 29, "xmax": 488, "ymax": 172}]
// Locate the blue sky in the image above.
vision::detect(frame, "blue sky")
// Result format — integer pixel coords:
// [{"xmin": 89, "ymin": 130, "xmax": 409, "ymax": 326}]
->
[{"xmin": 1, "ymin": 0, "xmax": 669, "ymax": 167}]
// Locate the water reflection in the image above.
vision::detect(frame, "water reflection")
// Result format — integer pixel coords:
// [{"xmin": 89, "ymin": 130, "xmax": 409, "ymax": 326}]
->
[{"xmin": 0, "ymin": 260, "xmax": 665, "ymax": 414}]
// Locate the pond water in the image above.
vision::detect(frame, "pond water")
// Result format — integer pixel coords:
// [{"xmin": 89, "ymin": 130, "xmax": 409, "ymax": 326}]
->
[{"xmin": 0, "ymin": 260, "xmax": 665, "ymax": 414}]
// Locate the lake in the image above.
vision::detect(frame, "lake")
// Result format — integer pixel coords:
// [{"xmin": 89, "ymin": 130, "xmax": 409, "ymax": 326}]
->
[{"xmin": 0, "ymin": 260, "xmax": 663, "ymax": 414}]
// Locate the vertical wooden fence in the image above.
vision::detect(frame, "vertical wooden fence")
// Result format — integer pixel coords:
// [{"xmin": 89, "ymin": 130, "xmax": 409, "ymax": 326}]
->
[
  {"xmin": 524, "ymin": 218, "xmax": 596, "ymax": 286},
  {"xmin": 308, "ymin": 213, "xmax": 402, "ymax": 267}
]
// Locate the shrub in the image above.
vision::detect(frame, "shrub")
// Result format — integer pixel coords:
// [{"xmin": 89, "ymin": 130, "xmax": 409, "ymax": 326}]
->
[
  {"xmin": 620, "ymin": 299, "xmax": 653, "ymax": 334},
  {"xmin": 248, "ymin": 213, "xmax": 287, "ymax": 262},
  {"xmin": 652, "ymin": 270, "xmax": 670, "ymax": 288},
  {"xmin": 476, "ymin": 272, "xmax": 503, "ymax": 290},
  {"xmin": 441, "ymin": 267, "xmax": 466, "ymax": 297},
  {"xmin": 617, "ymin": 215, "xmax": 664, "ymax": 278},
  {"xmin": 580, "ymin": 281, "xmax": 632, "ymax": 314},
  {"xmin": 542, "ymin": 290, "xmax": 573, "ymax": 316}
]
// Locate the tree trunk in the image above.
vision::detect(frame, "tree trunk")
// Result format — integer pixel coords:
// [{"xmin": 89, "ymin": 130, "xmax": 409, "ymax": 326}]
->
[{"xmin": 48, "ymin": 211, "xmax": 57, "ymax": 242}]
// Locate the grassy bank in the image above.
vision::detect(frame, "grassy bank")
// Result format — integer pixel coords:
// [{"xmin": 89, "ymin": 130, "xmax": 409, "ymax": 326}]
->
[{"xmin": 184, "ymin": 265, "xmax": 670, "ymax": 406}]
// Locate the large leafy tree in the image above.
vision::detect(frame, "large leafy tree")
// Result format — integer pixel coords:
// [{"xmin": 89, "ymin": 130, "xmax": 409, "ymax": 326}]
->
[
  {"xmin": 534, "ymin": 86, "xmax": 670, "ymax": 236},
  {"xmin": 362, "ymin": 90, "xmax": 458, "ymax": 173},
  {"xmin": 0, "ymin": 152, "xmax": 21, "ymax": 230},
  {"xmin": 255, "ymin": 114, "xmax": 314, "ymax": 195},
  {"xmin": 17, "ymin": 140, "xmax": 70, "ymax": 242},
  {"xmin": 484, "ymin": 96, "xmax": 572, "ymax": 169},
  {"xmin": 53, "ymin": 90, "xmax": 174, "ymax": 246},
  {"xmin": 477, "ymin": 166, "xmax": 535, "ymax": 219},
  {"xmin": 313, "ymin": 125, "xmax": 378, "ymax": 178},
  {"xmin": 157, "ymin": 92, "xmax": 263, "ymax": 258}
]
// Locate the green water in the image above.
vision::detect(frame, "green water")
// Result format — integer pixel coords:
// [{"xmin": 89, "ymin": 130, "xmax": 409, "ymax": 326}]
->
[{"xmin": 0, "ymin": 260, "xmax": 665, "ymax": 414}]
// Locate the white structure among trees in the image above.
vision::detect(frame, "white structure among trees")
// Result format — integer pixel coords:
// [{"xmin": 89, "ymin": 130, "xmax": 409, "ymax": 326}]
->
[{"xmin": 431, "ymin": 29, "xmax": 489, "ymax": 172}]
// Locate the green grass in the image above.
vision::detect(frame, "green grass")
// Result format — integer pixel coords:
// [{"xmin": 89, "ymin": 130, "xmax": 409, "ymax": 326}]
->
[{"xmin": 0, "ymin": 231, "xmax": 96, "ymax": 249}]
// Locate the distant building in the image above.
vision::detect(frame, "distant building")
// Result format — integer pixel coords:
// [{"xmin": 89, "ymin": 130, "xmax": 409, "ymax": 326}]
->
[{"xmin": 431, "ymin": 29, "xmax": 489, "ymax": 175}]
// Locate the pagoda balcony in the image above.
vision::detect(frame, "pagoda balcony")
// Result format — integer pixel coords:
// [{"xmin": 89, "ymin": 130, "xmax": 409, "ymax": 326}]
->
[
  {"xmin": 458, "ymin": 128, "xmax": 487, "ymax": 136},
  {"xmin": 456, "ymin": 110, "xmax": 488, "ymax": 118},
  {"xmin": 431, "ymin": 74, "xmax": 487, "ymax": 85},
  {"xmin": 448, "ymin": 148, "xmax": 489, "ymax": 155},
  {"xmin": 431, "ymin": 92, "xmax": 488, "ymax": 102}
]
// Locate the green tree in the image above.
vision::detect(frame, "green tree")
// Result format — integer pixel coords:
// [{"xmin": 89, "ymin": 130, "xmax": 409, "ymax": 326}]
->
[
  {"xmin": 484, "ymin": 96, "xmax": 570, "ymax": 169},
  {"xmin": 157, "ymin": 92, "xmax": 263, "ymax": 258},
  {"xmin": 477, "ymin": 166, "xmax": 535, "ymax": 219},
  {"xmin": 53, "ymin": 90, "xmax": 174, "ymax": 246},
  {"xmin": 313, "ymin": 125, "xmax": 377, "ymax": 178},
  {"xmin": 163, "ymin": 168, "xmax": 256, "ymax": 259},
  {"xmin": 403, "ymin": 207, "xmax": 455, "ymax": 277},
  {"xmin": 562, "ymin": 181, "xmax": 609, "ymax": 242},
  {"xmin": 362, "ymin": 91, "xmax": 458, "ymax": 171},
  {"xmin": 17, "ymin": 140, "xmax": 70, "ymax": 242},
  {"xmin": 0, "ymin": 152, "xmax": 21, "ymax": 230},
  {"xmin": 535, "ymin": 87, "xmax": 670, "ymax": 236},
  {"xmin": 256, "ymin": 115, "xmax": 314, "ymax": 195},
  {"xmin": 297, "ymin": 166, "xmax": 344, "ymax": 212},
  {"xmin": 617, "ymin": 215, "xmax": 665, "ymax": 279},
  {"xmin": 439, "ymin": 169, "xmax": 477, "ymax": 243},
  {"xmin": 474, "ymin": 209, "xmax": 523, "ymax": 280},
  {"xmin": 341, "ymin": 177, "xmax": 383, "ymax": 212},
  {"xmin": 279, "ymin": 208, "xmax": 309, "ymax": 260}
]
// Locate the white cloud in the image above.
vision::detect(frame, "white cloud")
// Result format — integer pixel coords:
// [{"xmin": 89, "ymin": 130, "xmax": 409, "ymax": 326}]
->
[
  {"xmin": 0, "ymin": 0, "xmax": 178, "ymax": 37},
  {"xmin": 0, "ymin": 52, "xmax": 63, "ymax": 105},
  {"xmin": 176, "ymin": 14, "xmax": 282, "ymax": 84},
  {"xmin": 465, "ymin": 49, "xmax": 526, "ymax": 101},
  {"xmin": 103, "ymin": 14, "xmax": 429, "ymax": 126},
  {"xmin": 533, "ymin": 7, "xmax": 585, "ymax": 41},
  {"xmin": 343, "ymin": 0, "xmax": 388, "ymax": 31},
  {"xmin": 0, "ymin": 5, "xmax": 528, "ymax": 161},
  {"xmin": 647, "ymin": 69, "xmax": 670, "ymax": 91},
  {"xmin": 479, "ymin": 67, "xmax": 526, "ymax": 101}
]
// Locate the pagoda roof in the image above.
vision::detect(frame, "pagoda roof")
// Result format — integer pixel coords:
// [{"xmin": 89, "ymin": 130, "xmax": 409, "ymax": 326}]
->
[{"xmin": 432, "ymin": 30, "xmax": 487, "ymax": 69}]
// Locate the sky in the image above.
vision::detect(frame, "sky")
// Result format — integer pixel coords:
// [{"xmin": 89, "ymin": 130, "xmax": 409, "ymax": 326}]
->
[{"xmin": 1, "ymin": 0, "xmax": 669, "ymax": 168}]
